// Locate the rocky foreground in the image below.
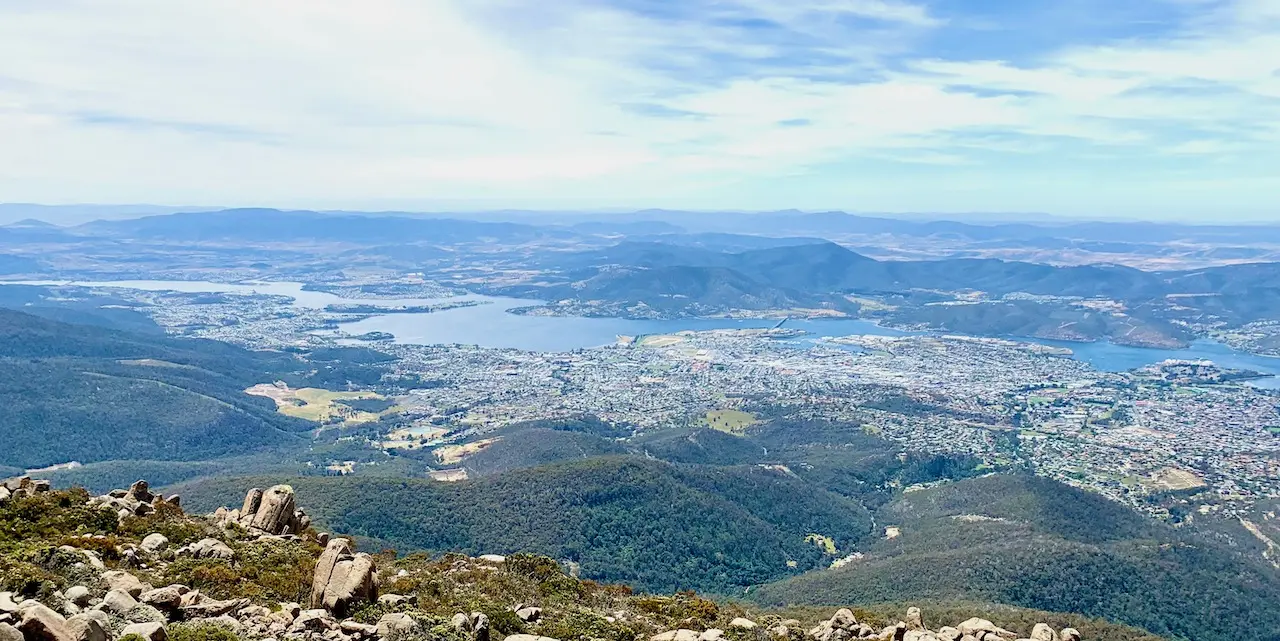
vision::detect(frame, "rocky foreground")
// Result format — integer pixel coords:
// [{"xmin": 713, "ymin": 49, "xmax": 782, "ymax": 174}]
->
[{"xmin": 2, "ymin": 477, "xmax": 1092, "ymax": 641}]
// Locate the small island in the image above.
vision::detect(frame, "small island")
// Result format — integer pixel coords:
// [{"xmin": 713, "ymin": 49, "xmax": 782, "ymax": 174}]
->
[
  {"xmin": 351, "ymin": 331, "xmax": 395, "ymax": 342},
  {"xmin": 324, "ymin": 300, "xmax": 487, "ymax": 315}
]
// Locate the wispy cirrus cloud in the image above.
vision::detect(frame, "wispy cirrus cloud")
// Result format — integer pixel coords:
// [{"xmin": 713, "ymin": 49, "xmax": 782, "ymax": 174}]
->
[{"xmin": 0, "ymin": 0, "xmax": 1276, "ymax": 218}]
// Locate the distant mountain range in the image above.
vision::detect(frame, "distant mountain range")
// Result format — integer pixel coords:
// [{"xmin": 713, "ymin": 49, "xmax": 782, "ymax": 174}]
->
[
  {"xmin": 550, "ymin": 240, "xmax": 1280, "ymax": 300},
  {"xmin": 7, "ymin": 204, "xmax": 1280, "ymax": 245},
  {"xmin": 3, "ymin": 207, "xmax": 1279, "ymax": 342},
  {"xmin": 72, "ymin": 208, "xmax": 571, "ymax": 244},
  {"xmin": 497, "ymin": 240, "xmax": 1280, "ymax": 342},
  {"xmin": 0, "ymin": 203, "xmax": 225, "ymax": 225},
  {"xmin": 32, "ymin": 208, "xmax": 1275, "ymax": 303}
]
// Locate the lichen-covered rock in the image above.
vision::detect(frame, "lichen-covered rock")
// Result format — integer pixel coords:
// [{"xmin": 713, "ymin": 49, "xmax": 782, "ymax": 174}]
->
[
  {"xmin": 249, "ymin": 485, "xmax": 297, "ymax": 534},
  {"xmin": 179, "ymin": 598, "xmax": 249, "ymax": 619},
  {"xmin": 127, "ymin": 481, "xmax": 154, "ymax": 504},
  {"xmin": 906, "ymin": 607, "xmax": 924, "ymax": 632},
  {"xmin": 0, "ymin": 622, "xmax": 21, "ymax": 641},
  {"xmin": 2, "ymin": 476, "xmax": 52, "ymax": 500},
  {"xmin": 809, "ymin": 607, "xmax": 861, "ymax": 641},
  {"xmin": 324, "ymin": 552, "xmax": 376, "ymax": 616},
  {"xmin": 278, "ymin": 602, "xmax": 301, "ymax": 620},
  {"xmin": 100, "ymin": 572, "xmax": 146, "ymax": 598},
  {"xmin": 376, "ymin": 613, "xmax": 416, "ymax": 638},
  {"xmin": 176, "ymin": 539, "xmax": 233, "ymax": 561},
  {"xmin": 138, "ymin": 587, "xmax": 183, "ymax": 611},
  {"xmin": 904, "ymin": 632, "xmax": 938, "ymax": 641},
  {"xmin": 240, "ymin": 488, "xmax": 264, "ymax": 522},
  {"xmin": 17, "ymin": 603, "xmax": 73, "ymax": 641},
  {"xmin": 880, "ymin": 621, "xmax": 906, "ymax": 641},
  {"xmin": 63, "ymin": 614, "xmax": 107, "ymax": 641},
  {"xmin": 377, "ymin": 594, "xmax": 409, "ymax": 607},
  {"xmin": 310, "ymin": 539, "xmax": 377, "ymax": 617},
  {"xmin": 62, "ymin": 588, "xmax": 90, "ymax": 609},
  {"xmin": 227, "ymin": 485, "xmax": 308, "ymax": 536},
  {"xmin": 451, "ymin": 612, "xmax": 472, "ymax": 633},
  {"xmin": 188, "ymin": 616, "xmax": 244, "ymax": 636},
  {"xmin": 98, "ymin": 590, "xmax": 139, "ymax": 616},
  {"xmin": 311, "ymin": 539, "xmax": 351, "ymax": 609},
  {"xmin": 1030, "ymin": 624, "xmax": 1058, "ymax": 641},
  {"xmin": 471, "ymin": 612, "xmax": 491, "ymax": 641},
  {"xmin": 290, "ymin": 609, "xmax": 337, "ymax": 633},
  {"xmin": 956, "ymin": 619, "xmax": 1015, "ymax": 640},
  {"xmin": 120, "ymin": 621, "xmax": 167, "ymax": 641},
  {"xmin": 140, "ymin": 534, "xmax": 170, "ymax": 554}
]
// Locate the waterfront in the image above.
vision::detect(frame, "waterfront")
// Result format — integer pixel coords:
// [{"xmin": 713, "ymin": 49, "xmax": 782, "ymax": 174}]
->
[
  {"xmin": 9, "ymin": 279, "xmax": 1280, "ymax": 383},
  {"xmin": 7, "ymin": 278, "xmax": 1276, "ymax": 515},
  {"xmin": 342, "ymin": 298, "xmax": 911, "ymax": 351}
]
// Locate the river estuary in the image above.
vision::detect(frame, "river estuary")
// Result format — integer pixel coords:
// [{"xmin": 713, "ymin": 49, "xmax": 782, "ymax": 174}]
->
[{"xmin": 12, "ymin": 279, "xmax": 1280, "ymax": 389}]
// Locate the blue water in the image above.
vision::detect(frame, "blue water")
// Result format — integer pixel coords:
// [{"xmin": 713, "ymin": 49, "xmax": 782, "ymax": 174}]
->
[
  {"xmin": 1036, "ymin": 338, "xmax": 1280, "ymax": 389},
  {"xmin": 342, "ymin": 297, "xmax": 911, "ymax": 352},
  {"xmin": 346, "ymin": 299, "xmax": 1280, "ymax": 387},
  {"xmin": 8, "ymin": 279, "xmax": 1280, "ymax": 385}
]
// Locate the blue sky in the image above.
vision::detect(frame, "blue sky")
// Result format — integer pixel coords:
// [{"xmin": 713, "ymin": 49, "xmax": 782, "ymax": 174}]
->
[{"xmin": 0, "ymin": 0, "xmax": 1277, "ymax": 220}]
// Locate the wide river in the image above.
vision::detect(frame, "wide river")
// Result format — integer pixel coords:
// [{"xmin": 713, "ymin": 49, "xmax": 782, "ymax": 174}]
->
[{"xmin": 11, "ymin": 279, "xmax": 1280, "ymax": 388}]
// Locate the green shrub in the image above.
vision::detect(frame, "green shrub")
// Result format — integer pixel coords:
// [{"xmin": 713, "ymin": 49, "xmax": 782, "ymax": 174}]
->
[
  {"xmin": 158, "ymin": 538, "xmax": 315, "ymax": 604},
  {"xmin": 481, "ymin": 608, "xmax": 526, "ymax": 636},
  {"xmin": 119, "ymin": 502, "xmax": 209, "ymax": 546},
  {"xmin": 635, "ymin": 592, "xmax": 721, "ymax": 629},
  {"xmin": 350, "ymin": 602, "xmax": 398, "ymax": 626},
  {"xmin": 0, "ymin": 556, "xmax": 60, "ymax": 598},
  {"xmin": 537, "ymin": 610, "xmax": 637, "ymax": 641},
  {"xmin": 168, "ymin": 623, "xmax": 244, "ymax": 641},
  {"xmin": 57, "ymin": 534, "xmax": 124, "ymax": 562},
  {"xmin": 0, "ymin": 489, "xmax": 118, "ymax": 551},
  {"xmin": 506, "ymin": 553, "xmax": 584, "ymax": 601}
]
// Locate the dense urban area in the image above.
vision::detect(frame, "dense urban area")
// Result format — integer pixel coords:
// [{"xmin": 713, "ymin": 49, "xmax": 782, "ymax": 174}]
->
[{"xmin": 30, "ymin": 278, "xmax": 1279, "ymax": 526}]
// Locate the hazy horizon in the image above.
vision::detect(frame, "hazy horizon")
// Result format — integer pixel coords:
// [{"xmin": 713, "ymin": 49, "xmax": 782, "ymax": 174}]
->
[{"xmin": 5, "ymin": 201, "xmax": 1280, "ymax": 227}]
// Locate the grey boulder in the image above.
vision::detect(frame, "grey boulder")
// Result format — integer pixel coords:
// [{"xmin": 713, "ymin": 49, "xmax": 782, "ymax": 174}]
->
[
  {"xmin": 17, "ymin": 603, "xmax": 73, "ymax": 641},
  {"xmin": 0, "ymin": 622, "xmax": 21, "ymax": 641},
  {"xmin": 140, "ymin": 534, "xmax": 170, "ymax": 554},
  {"xmin": 63, "ymin": 614, "xmax": 107, "ymax": 641},
  {"xmin": 119, "ymin": 621, "xmax": 167, "ymax": 641}
]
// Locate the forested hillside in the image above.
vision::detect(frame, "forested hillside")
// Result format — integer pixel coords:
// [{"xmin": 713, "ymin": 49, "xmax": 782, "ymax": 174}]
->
[
  {"xmin": 169, "ymin": 457, "xmax": 875, "ymax": 594},
  {"xmin": 749, "ymin": 475, "xmax": 1280, "ymax": 641},
  {"xmin": 0, "ymin": 308, "xmax": 318, "ymax": 468},
  {"xmin": 0, "ymin": 479, "xmax": 1171, "ymax": 641}
]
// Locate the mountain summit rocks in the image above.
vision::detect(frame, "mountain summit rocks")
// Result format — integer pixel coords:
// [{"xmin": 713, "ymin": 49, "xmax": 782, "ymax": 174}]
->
[
  {"xmin": 0, "ymin": 476, "xmax": 51, "ymax": 503},
  {"xmin": 0, "ymin": 478, "xmax": 1099, "ymax": 641},
  {"xmin": 653, "ymin": 608, "xmax": 1082, "ymax": 641},
  {"xmin": 86, "ymin": 480, "xmax": 181, "ymax": 522},
  {"xmin": 211, "ymin": 485, "xmax": 311, "ymax": 536},
  {"xmin": 310, "ymin": 539, "xmax": 377, "ymax": 617}
]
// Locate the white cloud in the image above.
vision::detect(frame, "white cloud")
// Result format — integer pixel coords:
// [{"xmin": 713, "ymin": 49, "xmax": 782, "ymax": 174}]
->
[
  {"xmin": 0, "ymin": 0, "xmax": 1276, "ymax": 214},
  {"xmin": 1164, "ymin": 139, "xmax": 1246, "ymax": 154}
]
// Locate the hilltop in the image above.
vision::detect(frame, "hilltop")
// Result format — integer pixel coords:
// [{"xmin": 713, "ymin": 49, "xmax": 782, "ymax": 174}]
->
[
  {"xmin": 0, "ymin": 477, "xmax": 1162, "ymax": 641},
  {"xmin": 0, "ymin": 309, "xmax": 316, "ymax": 470},
  {"xmin": 748, "ymin": 475, "xmax": 1280, "ymax": 641}
]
